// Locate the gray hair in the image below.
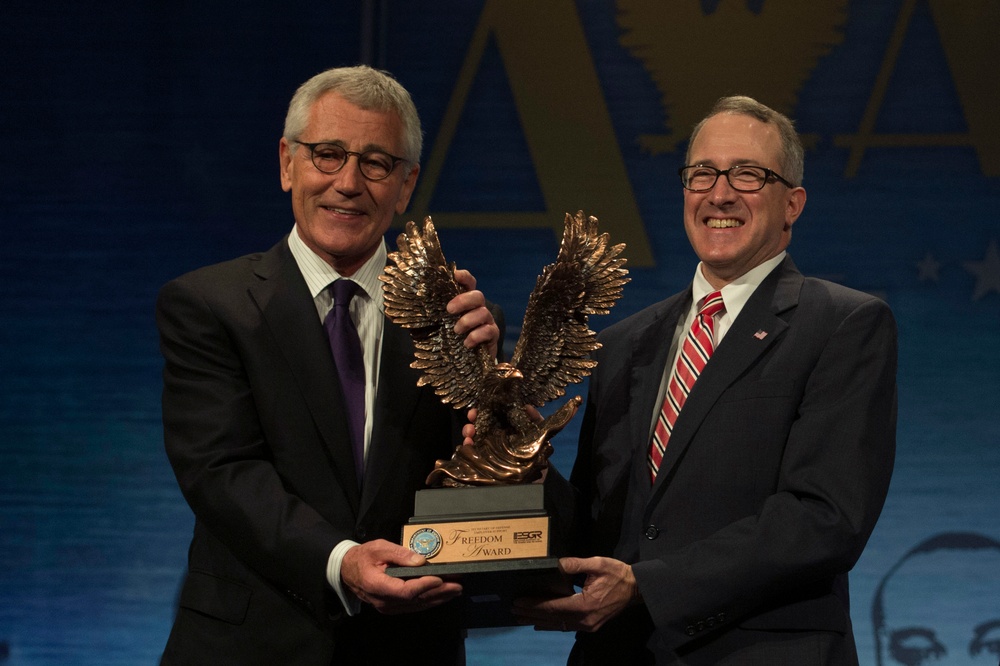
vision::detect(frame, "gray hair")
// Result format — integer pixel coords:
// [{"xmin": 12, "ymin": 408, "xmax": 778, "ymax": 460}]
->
[
  {"xmin": 686, "ymin": 96, "xmax": 804, "ymax": 187},
  {"xmin": 283, "ymin": 65, "xmax": 423, "ymax": 164}
]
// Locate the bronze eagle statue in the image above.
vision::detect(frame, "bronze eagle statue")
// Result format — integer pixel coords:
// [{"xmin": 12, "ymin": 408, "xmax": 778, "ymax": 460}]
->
[{"xmin": 380, "ymin": 211, "xmax": 629, "ymax": 487}]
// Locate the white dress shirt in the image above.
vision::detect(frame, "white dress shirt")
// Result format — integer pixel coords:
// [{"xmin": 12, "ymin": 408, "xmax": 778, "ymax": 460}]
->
[{"xmin": 287, "ymin": 224, "xmax": 388, "ymax": 615}]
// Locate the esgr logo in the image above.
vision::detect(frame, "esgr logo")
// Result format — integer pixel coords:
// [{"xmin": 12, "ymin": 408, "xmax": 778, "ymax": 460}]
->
[{"xmin": 513, "ymin": 530, "xmax": 543, "ymax": 543}]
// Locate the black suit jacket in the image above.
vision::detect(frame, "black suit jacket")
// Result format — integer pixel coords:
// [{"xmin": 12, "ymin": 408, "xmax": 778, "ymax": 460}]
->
[
  {"xmin": 557, "ymin": 257, "xmax": 897, "ymax": 665},
  {"xmin": 156, "ymin": 238, "xmax": 477, "ymax": 664}
]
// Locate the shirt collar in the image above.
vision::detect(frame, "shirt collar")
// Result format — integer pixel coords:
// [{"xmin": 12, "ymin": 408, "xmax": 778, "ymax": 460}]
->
[
  {"xmin": 286, "ymin": 224, "xmax": 387, "ymax": 310},
  {"xmin": 691, "ymin": 251, "xmax": 786, "ymax": 320}
]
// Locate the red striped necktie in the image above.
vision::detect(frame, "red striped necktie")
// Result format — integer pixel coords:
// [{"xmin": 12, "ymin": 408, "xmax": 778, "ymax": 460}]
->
[{"xmin": 648, "ymin": 291, "xmax": 725, "ymax": 482}]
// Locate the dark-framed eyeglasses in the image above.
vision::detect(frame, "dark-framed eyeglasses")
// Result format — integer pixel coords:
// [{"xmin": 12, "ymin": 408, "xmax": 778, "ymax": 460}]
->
[
  {"xmin": 679, "ymin": 164, "xmax": 795, "ymax": 192},
  {"xmin": 294, "ymin": 141, "xmax": 406, "ymax": 181}
]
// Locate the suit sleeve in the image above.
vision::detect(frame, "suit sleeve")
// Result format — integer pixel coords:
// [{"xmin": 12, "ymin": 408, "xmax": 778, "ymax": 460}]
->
[
  {"xmin": 157, "ymin": 276, "xmax": 346, "ymax": 618},
  {"xmin": 631, "ymin": 296, "xmax": 897, "ymax": 647}
]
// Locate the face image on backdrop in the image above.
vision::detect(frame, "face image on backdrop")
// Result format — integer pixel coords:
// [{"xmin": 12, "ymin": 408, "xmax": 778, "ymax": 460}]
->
[{"xmin": 873, "ymin": 532, "xmax": 1000, "ymax": 665}]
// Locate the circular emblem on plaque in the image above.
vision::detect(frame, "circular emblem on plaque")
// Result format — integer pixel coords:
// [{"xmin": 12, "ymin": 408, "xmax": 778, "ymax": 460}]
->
[{"xmin": 409, "ymin": 528, "xmax": 442, "ymax": 559}]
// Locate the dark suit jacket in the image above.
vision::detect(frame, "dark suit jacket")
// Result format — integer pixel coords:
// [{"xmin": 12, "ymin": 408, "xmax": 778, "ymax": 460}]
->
[
  {"xmin": 557, "ymin": 256, "xmax": 897, "ymax": 665},
  {"xmin": 156, "ymin": 238, "xmax": 480, "ymax": 664}
]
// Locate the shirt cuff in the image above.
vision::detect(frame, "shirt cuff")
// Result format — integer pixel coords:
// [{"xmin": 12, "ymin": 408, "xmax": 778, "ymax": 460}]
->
[{"xmin": 327, "ymin": 540, "xmax": 362, "ymax": 616}]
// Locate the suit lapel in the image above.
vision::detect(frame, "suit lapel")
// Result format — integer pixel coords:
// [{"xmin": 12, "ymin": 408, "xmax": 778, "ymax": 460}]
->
[
  {"xmin": 247, "ymin": 240, "xmax": 362, "ymax": 512},
  {"xmin": 650, "ymin": 258, "xmax": 802, "ymax": 498}
]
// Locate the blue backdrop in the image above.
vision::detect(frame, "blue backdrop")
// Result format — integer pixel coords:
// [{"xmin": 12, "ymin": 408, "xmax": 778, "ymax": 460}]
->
[{"xmin": 2, "ymin": 1, "xmax": 998, "ymax": 664}]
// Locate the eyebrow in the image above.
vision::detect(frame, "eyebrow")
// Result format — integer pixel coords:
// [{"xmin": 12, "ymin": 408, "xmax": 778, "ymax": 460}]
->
[
  {"xmin": 308, "ymin": 139, "xmax": 397, "ymax": 155},
  {"xmin": 973, "ymin": 619, "xmax": 1000, "ymax": 640},
  {"xmin": 690, "ymin": 159, "xmax": 762, "ymax": 167}
]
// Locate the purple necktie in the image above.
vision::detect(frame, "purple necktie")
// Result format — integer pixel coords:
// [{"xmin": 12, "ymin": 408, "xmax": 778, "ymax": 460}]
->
[{"xmin": 324, "ymin": 279, "xmax": 365, "ymax": 485}]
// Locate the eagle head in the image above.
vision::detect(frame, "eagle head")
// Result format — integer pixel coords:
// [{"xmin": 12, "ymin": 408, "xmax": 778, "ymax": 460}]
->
[{"xmin": 494, "ymin": 362, "xmax": 524, "ymax": 380}]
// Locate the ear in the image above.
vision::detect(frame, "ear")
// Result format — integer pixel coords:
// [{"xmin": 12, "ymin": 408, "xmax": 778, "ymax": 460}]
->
[
  {"xmin": 394, "ymin": 163, "xmax": 421, "ymax": 215},
  {"xmin": 784, "ymin": 186, "xmax": 807, "ymax": 230},
  {"xmin": 279, "ymin": 138, "xmax": 294, "ymax": 192}
]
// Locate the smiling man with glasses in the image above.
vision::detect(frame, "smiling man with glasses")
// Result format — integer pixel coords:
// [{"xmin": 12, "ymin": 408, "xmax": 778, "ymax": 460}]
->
[
  {"xmin": 518, "ymin": 96, "xmax": 898, "ymax": 666},
  {"xmin": 157, "ymin": 65, "xmax": 501, "ymax": 664}
]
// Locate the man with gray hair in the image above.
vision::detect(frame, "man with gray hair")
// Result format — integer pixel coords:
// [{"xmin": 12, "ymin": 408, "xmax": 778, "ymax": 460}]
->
[
  {"xmin": 157, "ymin": 65, "xmax": 499, "ymax": 663},
  {"xmin": 516, "ymin": 96, "xmax": 898, "ymax": 665}
]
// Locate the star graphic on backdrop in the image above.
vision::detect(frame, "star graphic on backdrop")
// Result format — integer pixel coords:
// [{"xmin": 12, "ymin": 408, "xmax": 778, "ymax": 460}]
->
[
  {"xmin": 963, "ymin": 240, "xmax": 1000, "ymax": 301},
  {"xmin": 916, "ymin": 252, "xmax": 941, "ymax": 282}
]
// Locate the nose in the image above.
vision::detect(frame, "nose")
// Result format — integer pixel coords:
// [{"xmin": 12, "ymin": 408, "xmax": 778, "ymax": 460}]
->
[
  {"xmin": 707, "ymin": 172, "xmax": 738, "ymax": 206},
  {"xmin": 333, "ymin": 154, "xmax": 365, "ymax": 194}
]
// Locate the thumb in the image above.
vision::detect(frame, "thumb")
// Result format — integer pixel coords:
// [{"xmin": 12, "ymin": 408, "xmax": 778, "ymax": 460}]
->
[
  {"xmin": 557, "ymin": 557, "xmax": 587, "ymax": 576},
  {"xmin": 367, "ymin": 539, "xmax": 427, "ymax": 567},
  {"xmin": 393, "ymin": 546, "xmax": 427, "ymax": 567}
]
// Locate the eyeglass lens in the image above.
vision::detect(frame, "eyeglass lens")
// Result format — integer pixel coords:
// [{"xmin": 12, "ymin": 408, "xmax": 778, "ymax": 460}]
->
[
  {"xmin": 683, "ymin": 166, "xmax": 770, "ymax": 192},
  {"xmin": 308, "ymin": 143, "xmax": 397, "ymax": 180}
]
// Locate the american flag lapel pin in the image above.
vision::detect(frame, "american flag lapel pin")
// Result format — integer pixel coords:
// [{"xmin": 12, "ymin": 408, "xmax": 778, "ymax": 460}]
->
[{"xmin": 753, "ymin": 330, "xmax": 768, "ymax": 340}]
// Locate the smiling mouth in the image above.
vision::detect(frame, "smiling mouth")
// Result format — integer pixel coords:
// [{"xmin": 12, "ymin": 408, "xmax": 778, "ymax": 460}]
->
[
  {"xmin": 706, "ymin": 218, "xmax": 743, "ymax": 229},
  {"xmin": 321, "ymin": 206, "xmax": 363, "ymax": 216}
]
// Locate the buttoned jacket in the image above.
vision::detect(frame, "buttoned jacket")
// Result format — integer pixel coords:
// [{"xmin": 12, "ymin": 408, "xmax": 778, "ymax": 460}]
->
[
  {"xmin": 558, "ymin": 256, "xmax": 897, "ymax": 665},
  {"xmin": 157, "ymin": 238, "xmax": 474, "ymax": 663}
]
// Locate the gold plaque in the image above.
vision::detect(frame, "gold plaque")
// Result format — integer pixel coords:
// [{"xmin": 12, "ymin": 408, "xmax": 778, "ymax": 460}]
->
[{"xmin": 401, "ymin": 516, "xmax": 549, "ymax": 564}]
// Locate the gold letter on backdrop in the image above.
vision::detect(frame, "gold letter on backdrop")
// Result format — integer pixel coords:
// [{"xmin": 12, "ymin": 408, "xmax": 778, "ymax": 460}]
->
[
  {"xmin": 835, "ymin": 0, "xmax": 1000, "ymax": 177},
  {"xmin": 411, "ymin": 0, "xmax": 654, "ymax": 266}
]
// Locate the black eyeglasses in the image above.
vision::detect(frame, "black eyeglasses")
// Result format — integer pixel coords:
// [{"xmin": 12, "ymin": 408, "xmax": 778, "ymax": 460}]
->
[
  {"xmin": 294, "ymin": 141, "xmax": 406, "ymax": 181},
  {"xmin": 679, "ymin": 165, "xmax": 795, "ymax": 192}
]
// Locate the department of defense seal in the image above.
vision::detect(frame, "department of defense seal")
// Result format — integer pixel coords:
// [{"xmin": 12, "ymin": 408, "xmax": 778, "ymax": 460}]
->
[{"xmin": 408, "ymin": 527, "xmax": 443, "ymax": 559}]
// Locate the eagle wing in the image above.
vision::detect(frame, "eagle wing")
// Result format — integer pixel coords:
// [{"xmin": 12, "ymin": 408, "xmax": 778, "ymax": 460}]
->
[
  {"xmin": 380, "ymin": 217, "xmax": 493, "ymax": 409},
  {"xmin": 510, "ymin": 211, "xmax": 629, "ymax": 405}
]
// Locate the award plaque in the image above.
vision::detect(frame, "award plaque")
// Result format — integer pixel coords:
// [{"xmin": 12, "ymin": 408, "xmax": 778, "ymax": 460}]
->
[
  {"xmin": 401, "ymin": 486, "xmax": 550, "ymax": 566},
  {"xmin": 388, "ymin": 485, "xmax": 566, "ymax": 628},
  {"xmin": 380, "ymin": 211, "xmax": 628, "ymax": 627}
]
